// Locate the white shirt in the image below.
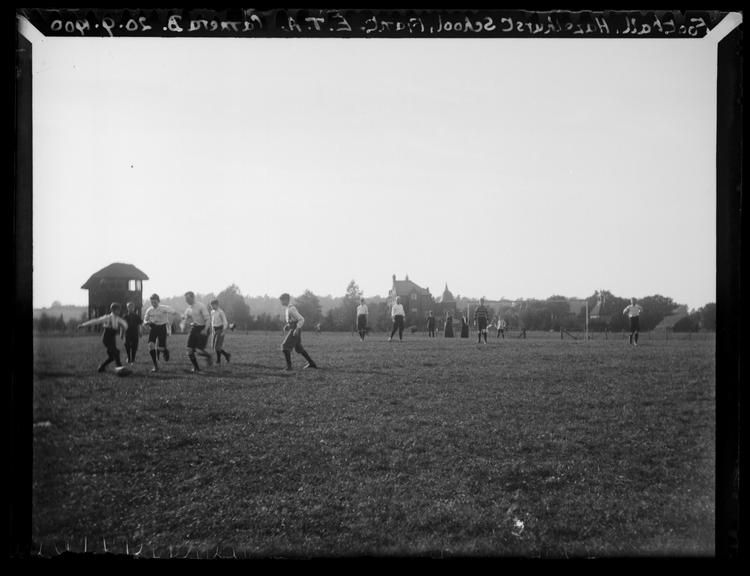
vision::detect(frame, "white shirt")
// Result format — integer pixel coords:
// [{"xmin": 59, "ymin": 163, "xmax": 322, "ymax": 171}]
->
[
  {"xmin": 143, "ymin": 304, "xmax": 175, "ymax": 325},
  {"xmin": 184, "ymin": 301, "xmax": 211, "ymax": 326},
  {"xmin": 211, "ymin": 308, "xmax": 228, "ymax": 328},
  {"xmin": 357, "ymin": 304, "xmax": 369, "ymax": 316},
  {"xmin": 391, "ymin": 303, "xmax": 405, "ymax": 317},
  {"xmin": 623, "ymin": 304, "xmax": 643, "ymax": 317},
  {"xmin": 285, "ymin": 304, "xmax": 305, "ymax": 329}
]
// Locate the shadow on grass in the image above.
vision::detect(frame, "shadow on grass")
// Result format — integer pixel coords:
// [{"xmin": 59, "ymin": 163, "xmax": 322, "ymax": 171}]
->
[
  {"xmin": 318, "ymin": 367, "xmax": 392, "ymax": 377},
  {"xmin": 34, "ymin": 371, "xmax": 77, "ymax": 379}
]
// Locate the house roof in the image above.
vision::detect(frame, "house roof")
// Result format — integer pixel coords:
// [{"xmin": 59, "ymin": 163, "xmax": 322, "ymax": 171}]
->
[
  {"xmin": 654, "ymin": 306, "xmax": 689, "ymax": 329},
  {"xmin": 392, "ymin": 278, "xmax": 431, "ymax": 297},
  {"xmin": 81, "ymin": 263, "xmax": 149, "ymax": 289},
  {"xmin": 588, "ymin": 301, "xmax": 610, "ymax": 319}
]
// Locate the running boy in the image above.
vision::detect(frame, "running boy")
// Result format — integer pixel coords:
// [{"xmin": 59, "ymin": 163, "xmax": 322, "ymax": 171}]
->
[
  {"xmin": 210, "ymin": 299, "xmax": 232, "ymax": 364},
  {"xmin": 280, "ymin": 293, "xmax": 318, "ymax": 370},
  {"xmin": 623, "ymin": 297, "xmax": 644, "ymax": 346},
  {"xmin": 123, "ymin": 301, "xmax": 142, "ymax": 365},
  {"xmin": 77, "ymin": 303, "xmax": 129, "ymax": 372},
  {"xmin": 183, "ymin": 291, "xmax": 214, "ymax": 372},
  {"xmin": 142, "ymin": 293, "xmax": 175, "ymax": 372}
]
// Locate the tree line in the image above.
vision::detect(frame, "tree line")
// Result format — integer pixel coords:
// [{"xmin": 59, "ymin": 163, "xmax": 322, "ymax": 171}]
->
[{"xmin": 33, "ymin": 283, "xmax": 716, "ymax": 334}]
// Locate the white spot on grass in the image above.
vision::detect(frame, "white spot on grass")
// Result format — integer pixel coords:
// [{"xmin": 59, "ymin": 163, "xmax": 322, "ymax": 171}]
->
[{"xmin": 33, "ymin": 421, "xmax": 52, "ymax": 428}]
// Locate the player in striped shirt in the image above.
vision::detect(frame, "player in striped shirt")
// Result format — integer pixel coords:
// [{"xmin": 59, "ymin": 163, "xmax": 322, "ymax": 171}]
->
[
  {"xmin": 210, "ymin": 299, "xmax": 232, "ymax": 364},
  {"xmin": 622, "ymin": 298, "xmax": 644, "ymax": 346},
  {"xmin": 143, "ymin": 294, "xmax": 177, "ymax": 372},
  {"xmin": 77, "ymin": 302, "xmax": 129, "ymax": 372},
  {"xmin": 473, "ymin": 298, "xmax": 490, "ymax": 344},
  {"xmin": 280, "ymin": 293, "xmax": 318, "ymax": 370}
]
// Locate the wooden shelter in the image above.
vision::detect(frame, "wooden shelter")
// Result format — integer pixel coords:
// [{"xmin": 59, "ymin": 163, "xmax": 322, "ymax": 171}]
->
[{"xmin": 81, "ymin": 262, "xmax": 149, "ymax": 319}]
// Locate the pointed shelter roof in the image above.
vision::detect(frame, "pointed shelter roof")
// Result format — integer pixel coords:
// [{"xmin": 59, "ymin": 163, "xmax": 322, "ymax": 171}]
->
[{"xmin": 81, "ymin": 262, "xmax": 149, "ymax": 289}]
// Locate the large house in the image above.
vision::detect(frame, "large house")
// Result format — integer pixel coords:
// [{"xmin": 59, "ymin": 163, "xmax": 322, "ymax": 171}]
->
[{"xmin": 387, "ymin": 274, "xmax": 434, "ymax": 325}]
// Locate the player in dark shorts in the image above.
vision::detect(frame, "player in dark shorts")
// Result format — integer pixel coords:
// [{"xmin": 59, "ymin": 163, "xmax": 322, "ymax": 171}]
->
[
  {"xmin": 77, "ymin": 302, "xmax": 129, "ymax": 372},
  {"xmin": 473, "ymin": 298, "xmax": 490, "ymax": 344},
  {"xmin": 623, "ymin": 298, "xmax": 644, "ymax": 346},
  {"xmin": 389, "ymin": 297, "xmax": 406, "ymax": 341},
  {"xmin": 356, "ymin": 297, "xmax": 369, "ymax": 342},
  {"xmin": 496, "ymin": 318, "xmax": 506, "ymax": 339},
  {"xmin": 123, "ymin": 301, "xmax": 142, "ymax": 365},
  {"xmin": 426, "ymin": 310, "xmax": 436, "ymax": 338},
  {"xmin": 280, "ymin": 293, "xmax": 318, "ymax": 370},
  {"xmin": 183, "ymin": 291, "xmax": 214, "ymax": 373},
  {"xmin": 143, "ymin": 293, "xmax": 175, "ymax": 372}
]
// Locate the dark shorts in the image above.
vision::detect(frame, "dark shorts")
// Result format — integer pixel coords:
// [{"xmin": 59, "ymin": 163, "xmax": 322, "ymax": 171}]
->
[
  {"xmin": 187, "ymin": 325, "xmax": 208, "ymax": 349},
  {"xmin": 148, "ymin": 323, "xmax": 168, "ymax": 347},
  {"xmin": 629, "ymin": 316, "xmax": 640, "ymax": 332},
  {"xmin": 282, "ymin": 328, "xmax": 303, "ymax": 352},
  {"xmin": 212, "ymin": 326, "xmax": 225, "ymax": 349},
  {"xmin": 357, "ymin": 315, "xmax": 367, "ymax": 330},
  {"xmin": 102, "ymin": 327, "xmax": 118, "ymax": 350},
  {"xmin": 477, "ymin": 318, "xmax": 488, "ymax": 331}
]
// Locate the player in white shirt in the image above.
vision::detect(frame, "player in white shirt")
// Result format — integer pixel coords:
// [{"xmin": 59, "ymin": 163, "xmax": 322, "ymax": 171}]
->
[
  {"xmin": 210, "ymin": 299, "xmax": 232, "ymax": 364},
  {"xmin": 280, "ymin": 293, "xmax": 318, "ymax": 370},
  {"xmin": 389, "ymin": 297, "xmax": 406, "ymax": 341},
  {"xmin": 77, "ymin": 302, "xmax": 129, "ymax": 372},
  {"xmin": 356, "ymin": 297, "xmax": 369, "ymax": 342},
  {"xmin": 142, "ymin": 293, "xmax": 176, "ymax": 372},
  {"xmin": 497, "ymin": 318, "xmax": 507, "ymax": 339},
  {"xmin": 183, "ymin": 291, "xmax": 214, "ymax": 372},
  {"xmin": 622, "ymin": 298, "xmax": 644, "ymax": 346}
]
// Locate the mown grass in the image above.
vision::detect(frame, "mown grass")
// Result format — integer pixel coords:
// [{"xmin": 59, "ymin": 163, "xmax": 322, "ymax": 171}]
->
[{"xmin": 32, "ymin": 330, "xmax": 715, "ymax": 557}]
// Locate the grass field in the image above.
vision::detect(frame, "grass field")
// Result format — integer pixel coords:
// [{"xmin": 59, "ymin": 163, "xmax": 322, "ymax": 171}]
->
[{"xmin": 32, "ymin": 330, "xmax": 715, "ymax": 558}]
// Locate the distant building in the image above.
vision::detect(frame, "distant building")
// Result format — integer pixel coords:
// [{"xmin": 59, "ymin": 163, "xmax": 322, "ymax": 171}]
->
[
  {"xmin": 588, "ymin": 293, "xmax": 612, "ymax": 323},
  {"xmin": 654, "ymin": 305, "xmax": 690, "ymax": 332},
  {"xmin": 567, "ymin": 299, "xmax": 587, "ymax": 317},
  {"xmin": 81, "ymin": 262, "xmax": 148, "ymax": 319},
  {"xmin": 388, "ymin": 274, "xmax": 434, "ymax": 326},
  {"xmin": 438, "ymin": 283, "xmax": 457, "ymax": 314}
]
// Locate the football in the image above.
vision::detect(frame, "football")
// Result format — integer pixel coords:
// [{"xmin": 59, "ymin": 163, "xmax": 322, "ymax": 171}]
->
[{"xmin": 114, "ymin": 366, "xmax": 132, "ymax": 377}]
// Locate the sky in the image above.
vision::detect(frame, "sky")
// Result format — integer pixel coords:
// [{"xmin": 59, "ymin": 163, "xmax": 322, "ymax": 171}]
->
[{"xmin": 26, "ymin": 25, "xmax": 719, "ymax": 310}]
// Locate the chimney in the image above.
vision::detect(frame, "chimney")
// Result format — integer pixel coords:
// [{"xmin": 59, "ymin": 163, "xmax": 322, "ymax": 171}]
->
[{"xmin": 392, "ymin": 274, "xmax": 396, "ymax": 283}]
